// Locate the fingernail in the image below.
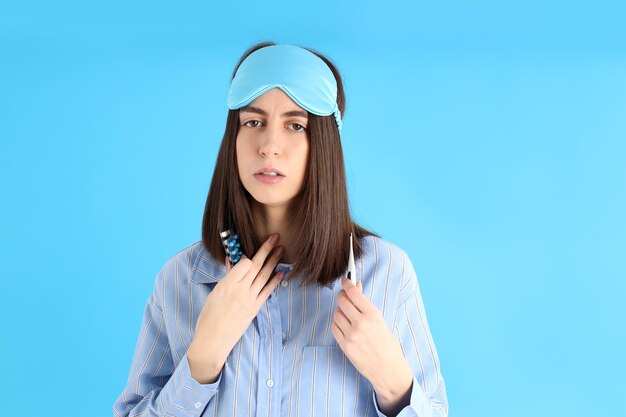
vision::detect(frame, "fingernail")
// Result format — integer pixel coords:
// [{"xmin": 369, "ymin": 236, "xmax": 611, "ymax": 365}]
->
[
  {"xmin": 276, "ymin": 246, "xmax": 284, "ymax": 257},
  {"xmin": 269, "ymin": 234, "xmax": 278, "ymax": 244}
]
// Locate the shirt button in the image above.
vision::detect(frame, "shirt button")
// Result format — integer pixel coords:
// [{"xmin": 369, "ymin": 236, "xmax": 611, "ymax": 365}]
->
[
  {"xmin": 194, "ymin": 401, "xmax": 202, "ymax": 409},
  {"xmin": 282, "ymin": 331, "xmax": 287, "ymax": 339},
  {"xmin": 266, "ymin": 379, "xmax": 274, "ymax": 388},
  {"xmin": 280, "ymin": 280, "xmax": 288, "ymax": 287}
]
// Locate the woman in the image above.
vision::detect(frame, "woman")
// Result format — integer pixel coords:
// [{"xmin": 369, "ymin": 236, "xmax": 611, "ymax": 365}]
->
[{"xmin": 113, "ymin": 42, "xmax": 448, "ymax": 417}]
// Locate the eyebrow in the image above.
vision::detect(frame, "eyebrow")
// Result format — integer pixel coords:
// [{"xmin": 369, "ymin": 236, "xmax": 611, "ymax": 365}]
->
[{"xmin": 240, "ymin": 105, "xmax": 308, "ymax": 119}]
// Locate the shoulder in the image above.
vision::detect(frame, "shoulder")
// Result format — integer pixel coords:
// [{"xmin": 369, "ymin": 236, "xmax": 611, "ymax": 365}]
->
[
  {"xmin": 161, "ymin": 240, "xmax": 205, "ymax": 278},
  {"xmin": 151, "ymin": 241, "xmax": 224, "ymax": 306},
  {"xmin": 359, "ymin": 235, "xmax": 419, "ymax": 307},
  {"xmin": 360, "ymin": 235, "xmax": 411, "ymax": 264}
]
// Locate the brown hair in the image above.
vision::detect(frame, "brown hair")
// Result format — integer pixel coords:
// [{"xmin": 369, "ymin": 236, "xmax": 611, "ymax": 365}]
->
[{"xmin": 201, "ymin": 41, "xmax": 378, "ymax": 287}]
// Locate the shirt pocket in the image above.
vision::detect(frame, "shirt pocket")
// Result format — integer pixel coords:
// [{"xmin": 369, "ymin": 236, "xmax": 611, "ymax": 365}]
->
[{"xmin": 294, "ymin": 345, "xmax": 369, "ymax": 417}]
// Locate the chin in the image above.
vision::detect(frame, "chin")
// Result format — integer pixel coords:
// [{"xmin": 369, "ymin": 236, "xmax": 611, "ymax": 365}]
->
[
  {"xmin": 248, "ymin": 190, "xmax": 296, "ymax": 208},
  {"xmin": 242, "ymin": 179, "xmax": 301, "ymax": 208},
  {"xmin": 252, "ymin": 196, "xmax": 293, "ymax": 207}
]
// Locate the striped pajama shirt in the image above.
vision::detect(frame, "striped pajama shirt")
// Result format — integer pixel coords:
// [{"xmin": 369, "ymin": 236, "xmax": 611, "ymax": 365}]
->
[{"xmin": 113, "ymin": 235, "xmax": 448, "ymax": 417}]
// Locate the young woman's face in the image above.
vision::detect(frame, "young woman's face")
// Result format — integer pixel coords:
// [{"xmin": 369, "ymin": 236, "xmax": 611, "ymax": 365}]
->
[{"xmin": 236, "ymin": 88, "xmax": 310, "ymax": 209}]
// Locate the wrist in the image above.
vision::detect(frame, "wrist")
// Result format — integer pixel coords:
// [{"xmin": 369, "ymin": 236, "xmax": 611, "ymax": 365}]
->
[
  {"xmin": 374, "ymin": 377, "xmax": 413, "ymax": 417},
  {"xmin": 187, "ymin": 343, "xmax": 224, "ymax": 384},
  {"xmin": 188, "ymin": 338, "xmax": 225, "ymax": 362},
  {"xmin": 372, "ymin": 360, "xmax": 413, "ymax": 403}
]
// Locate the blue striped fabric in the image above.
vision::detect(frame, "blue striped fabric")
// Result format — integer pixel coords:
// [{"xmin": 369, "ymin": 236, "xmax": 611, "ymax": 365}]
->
[{"xmin": 113, "ymin": 235, "xmax": 448, "ymax": 417}]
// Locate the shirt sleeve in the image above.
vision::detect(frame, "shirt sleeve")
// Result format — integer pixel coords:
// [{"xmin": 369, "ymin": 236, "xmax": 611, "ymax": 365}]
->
[
  {"xmin": 372, "ymin": 253, "xmax": 448, "ymax": 417},
  {"xmin": 113, "ymin": 292, "xmax": 222, "ymax": 417}
]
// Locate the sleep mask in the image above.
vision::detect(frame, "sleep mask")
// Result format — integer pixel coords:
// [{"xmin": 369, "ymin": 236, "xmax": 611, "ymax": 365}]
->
[{"xmin": 226, "ymin": 44, "xmax": 343, "ymax": 131}]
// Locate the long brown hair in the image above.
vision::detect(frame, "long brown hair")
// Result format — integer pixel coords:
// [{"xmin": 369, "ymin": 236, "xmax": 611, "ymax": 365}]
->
[{"xmin": 201, "ymin": 41, "xmax": 378, "ymax": 287}]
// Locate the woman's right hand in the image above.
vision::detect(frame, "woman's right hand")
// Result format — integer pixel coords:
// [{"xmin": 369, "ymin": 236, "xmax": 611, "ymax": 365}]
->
[{"xmin": 187, "ymin": 233, "xmax": 285, "ymax": 383}]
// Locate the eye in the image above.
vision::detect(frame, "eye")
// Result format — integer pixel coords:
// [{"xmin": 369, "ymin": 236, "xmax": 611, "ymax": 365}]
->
[
  {"xmin": 290, "ymin": 123, "xmax": 307, "ymax": 132},
  {"xmin": 243, "ymin": 120, "xmax": 262, "ymax": 128}
]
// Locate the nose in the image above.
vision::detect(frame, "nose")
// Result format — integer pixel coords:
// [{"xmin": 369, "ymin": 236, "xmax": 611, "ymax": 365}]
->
[{"xmin": 258, "ymin": 121, "xmax": 283, "ymax": 157}]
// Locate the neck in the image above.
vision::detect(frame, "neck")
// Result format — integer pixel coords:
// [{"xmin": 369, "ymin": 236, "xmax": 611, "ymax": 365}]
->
[{"xmin": 252, "ymin": 202, "xmax": 297, "ymax": 264}]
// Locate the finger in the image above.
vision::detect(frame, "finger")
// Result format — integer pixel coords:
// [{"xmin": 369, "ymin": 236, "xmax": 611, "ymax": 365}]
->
[
  {"xmin": 227, "ymin": 255, "xmax": 253, "ymax": 280},
  {"xmin": 341, "ymin": 277, "xmax": 372, "ymax": 314},
  {"xmin": 357, "ymin": 281, "xmax": 362, "ymax": 291},
  {"xmin": 256, "ymin": 270, "xmax": 284, "ymax": 304},
  {"xmin": 225, "ymin": 256, "xmax": 231, "ymax": 272},
  {"xmin": 337, "ymin": 289, "xmax": 362, "ymax": 323},
  {"xmin": 334, "ymin": 307, "xmax": 352, "ymax": 330},
  {"xmin": 243, "ymin": 234, "xmax": 280, "ymax": 282},
  {"xmin": 332, "ymin": 321, "xmax": 345, "ymax": 341},
  {"xmin": 251, "ymin": 245, "xmax": 284, "ymax": 294}
]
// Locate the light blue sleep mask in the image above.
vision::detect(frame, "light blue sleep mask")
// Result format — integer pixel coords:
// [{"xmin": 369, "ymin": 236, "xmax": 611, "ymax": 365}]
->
[{"xmin": 226, "ymin": 44, "xmax": 343, "ymax": 131}]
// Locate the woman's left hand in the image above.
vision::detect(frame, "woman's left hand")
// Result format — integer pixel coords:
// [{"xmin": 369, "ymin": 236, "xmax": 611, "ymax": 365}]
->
[{"xmin": 332, "ymin": 276, "xmax": 414, "ymax": 412}]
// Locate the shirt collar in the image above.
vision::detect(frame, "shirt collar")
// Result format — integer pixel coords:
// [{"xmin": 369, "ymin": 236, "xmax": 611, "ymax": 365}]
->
[{"xmin": 190, "ymin": 242, "xmax": 338, "ymax": 291}]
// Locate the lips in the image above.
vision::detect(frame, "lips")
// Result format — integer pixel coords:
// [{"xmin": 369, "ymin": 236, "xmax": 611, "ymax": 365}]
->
[
  {"xmin": 254, "ymin": 172, "xmax": 285, "ymax": 184},
  {"xmin": 254, "ymin": 167, "xmax": 285, "ymax": 176}
]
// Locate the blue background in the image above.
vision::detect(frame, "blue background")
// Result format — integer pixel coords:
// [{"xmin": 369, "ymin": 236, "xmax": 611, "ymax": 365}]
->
[{"xmin": 1, "ymin": 1, "xmax": 624, "ymax": 416}]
